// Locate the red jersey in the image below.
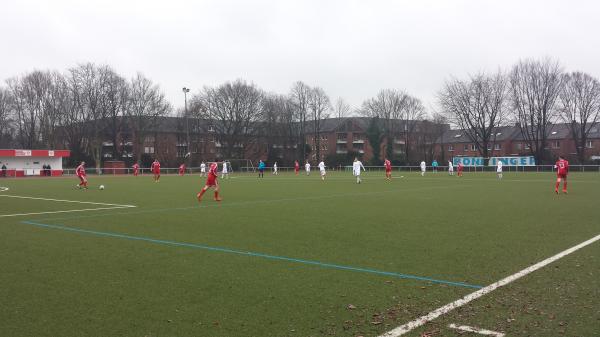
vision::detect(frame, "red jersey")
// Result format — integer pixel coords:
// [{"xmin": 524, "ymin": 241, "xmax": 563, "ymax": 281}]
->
[
  {"xmin": 294, "ymin": 162, "xmax": 299, "ymax": 170},
  {"xmin": 458, "ymin": 163, "xmax": 464, "ymax": 171},
  {"xmin": 179, "ymin": 164, "xmax": 185, "ymax": 171},
  {"xmin": 555, "ymin": 159, "xmax": 569, "ymax": 176},
  {"xmin": 384, "ymin": 160, "xmax": 391, "ymax": 171},
  {"xmin": 206, "ymin": 162, "xmax": 218, "ymax": 186},
  {"xmin": 132, "ymin": 164, "xmax": 139, "ymax": 171},
  {"xmin": 76, "ymin": 164, "xmax": 86, "ymax": 177},
  {"xmin": 151, "ymin": 161, "xmax": 160, "ymax": 172}
]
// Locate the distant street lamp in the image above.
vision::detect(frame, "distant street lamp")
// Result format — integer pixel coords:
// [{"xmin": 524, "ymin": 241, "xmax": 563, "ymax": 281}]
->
[{"xmin": 183, "ymin": 87, "xmax": 191, "ymax": 163}]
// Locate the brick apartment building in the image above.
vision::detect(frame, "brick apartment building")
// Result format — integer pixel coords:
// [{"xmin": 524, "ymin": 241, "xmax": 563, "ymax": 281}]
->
[{"xmin": 437, "ymin": 123, "xmax": 600, "ymax": 164}]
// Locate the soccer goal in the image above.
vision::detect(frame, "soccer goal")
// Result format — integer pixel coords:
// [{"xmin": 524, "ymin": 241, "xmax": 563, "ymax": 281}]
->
[{"xmin": 224, "ymin": 159, "xmax": 255, "ymax": 173}]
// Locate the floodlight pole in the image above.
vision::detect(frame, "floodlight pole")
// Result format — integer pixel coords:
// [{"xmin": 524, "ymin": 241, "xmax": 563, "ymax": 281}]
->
[{"xmin": 183, "ymin": 87, "xmax": 191, "ymax": 164}]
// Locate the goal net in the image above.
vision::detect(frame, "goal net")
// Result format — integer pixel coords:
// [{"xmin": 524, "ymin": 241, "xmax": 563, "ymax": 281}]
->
[{"xmin": 224, "ymin": 159, "xmax": 255, "ymax": 173}]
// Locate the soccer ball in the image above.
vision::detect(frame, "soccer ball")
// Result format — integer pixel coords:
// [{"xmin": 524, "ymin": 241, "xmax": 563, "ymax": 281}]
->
[{"xmin": 99, "ymin": 185, "xmax": 105, "ymax": 190}]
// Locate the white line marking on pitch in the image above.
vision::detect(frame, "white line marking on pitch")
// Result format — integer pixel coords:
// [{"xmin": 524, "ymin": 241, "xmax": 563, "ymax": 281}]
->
[
  {"xmin": 0, "ymin": 206, "xmax": 136, "ymax": 218},
  {"xmin": 379, "ymin": 233, "xmax": 600, "ymax": 337},
  {"xmin": 448, "ymin": 324, "xmax": 505, "ymax": 337},
  {"xmin": 0, "ymin": 194, "xmax": 136, "ymax": 207},
  {"xmin": 0, "ymin": 194, "xmax": 136, "ymax": 217}
]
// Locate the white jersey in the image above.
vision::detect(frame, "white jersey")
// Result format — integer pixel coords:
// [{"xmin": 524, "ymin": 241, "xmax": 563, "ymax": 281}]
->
[
  {"xmin": 318, "ymin": 161, "xmax": 325, "ymax": 171},
  {"xmin": 496, "ymin": 161, "xmax": 503, "ymax": 172},
  {"xmin": 305, "ymin": 163, "xmax": 311, "ymax": 171},
  {"xmin": 273, "ymin": 163, "xmax": 277, "ymax": 171},
  {"xmin": 420, "ymin": 161, "xmax": 426, "ymax": 171},
  {"xmin": 200, "ymin": 163, "xmax": 206, "ymax": 172},
  {"xmin": 353, "ymin": 161, "xmax": 364, "ymax": 175},
  {"xmin": 222, "ymin": 163, "xmax": 228, "ymax": 173},
  {"xmin": 448, "ymin": 162, "xmax": 454, "ymax": 171}
]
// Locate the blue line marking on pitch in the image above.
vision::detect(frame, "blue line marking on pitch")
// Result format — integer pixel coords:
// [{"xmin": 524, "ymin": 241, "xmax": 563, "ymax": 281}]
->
[{"xmin": 20, "ymin": 220, "xmax": 483, "ymax": 289}]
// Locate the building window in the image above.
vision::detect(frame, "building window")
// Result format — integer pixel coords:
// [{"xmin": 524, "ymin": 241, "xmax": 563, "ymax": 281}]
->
[
  {"xmin": 144, "ymin": 146, "xmax": 154, "ymax": 154},
  {"xmin": 470, "ymin": 144, "xmax": 477, "ymax": 151},
  {"xmin": 337, "ymin": 133, "xmax": 347, "ymax": 141},
  {"xmin": 552, "ymin": 141, "xmax": 560, "ymax": 149},
  {"xmin": 516, "ymin": 143, "xmax": 522, "ymax": 150},
  {"xmin": 494, "ymin": 144, "xmax": 501, "ymax": 150},
  {"xmin": 524, "ymin": 143, "xmax": 530, "ymax": 150},
  {"xmin": 463, "ymin": 145, "xmax": 468, "ymax": 151},
  {"xmin": 448, "ymin": 145, "xmax": 454, "ymax": 152},
  {"xmin": 586, "ymin": 140, "xmax": 593, "ymax": 148}
]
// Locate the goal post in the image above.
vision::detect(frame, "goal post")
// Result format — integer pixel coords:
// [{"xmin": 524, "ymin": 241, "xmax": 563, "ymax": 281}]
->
[{"xmin": 224, "ymin": 159, "xmax": 255, "ymax": 173}]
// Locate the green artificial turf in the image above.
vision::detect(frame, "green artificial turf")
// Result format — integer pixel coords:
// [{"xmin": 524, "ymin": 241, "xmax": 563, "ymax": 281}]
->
[{"xmin": 0, "ymin": 171, "xmax": 598, "ymax": 337}]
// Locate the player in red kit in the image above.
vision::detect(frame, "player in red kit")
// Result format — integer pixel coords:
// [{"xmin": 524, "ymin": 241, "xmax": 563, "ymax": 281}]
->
[
  {"xmin": 132, "ymin": 163, "xmax": 139, "ymax": 176},
  {"xmin": 179, "ymin": 163, "xmax": 186, "ymax": 176},
  {"xmin": 197, "ymin": 162, "xmax": 221, "ymax": 203},
  {"xmin": 294, "ymin": 160, "xmax": 300, "ymax": 175},
  {"xmin": 554, "ymin": 155, "xmax": 569, "ymax": 194},
  {"xmin": 457, "ymin": 162, "xmax": 464, "ymax": 177},
  {"xmin": 75, "ymin": 161, "xmax": 88, "ymax": 189},
  {"xmin": 151, "ymin": 159, "xmax": 161, "ymax": 182},
  {"xmin": 384, "ymin": 158, "xmax": 392, "ymax": 180}
]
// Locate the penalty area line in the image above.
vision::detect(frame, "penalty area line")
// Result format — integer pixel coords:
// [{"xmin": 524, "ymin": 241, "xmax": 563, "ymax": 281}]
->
[
  {"xmin": 379, "ymin": 232, "xmax": 600, "ymax": 337},
  {"xmin": 0, "ymin": 206, "xmax": 136, "ymax": 218}
]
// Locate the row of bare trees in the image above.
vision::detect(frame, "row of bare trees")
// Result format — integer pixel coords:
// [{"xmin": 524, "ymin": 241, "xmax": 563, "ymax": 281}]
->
[
  {"xmin": 439, "ymin": 58, "xmax": 600, "ymax": 164},
  {"xmin": 0, "ymin": 63, "xmax": 171, "ymax": 167}
]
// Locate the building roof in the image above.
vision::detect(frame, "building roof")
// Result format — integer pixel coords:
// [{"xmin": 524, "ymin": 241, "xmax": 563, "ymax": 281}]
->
[{"xmin": 439, "ymin": 125, "xmax": 521, "ymax": 144}]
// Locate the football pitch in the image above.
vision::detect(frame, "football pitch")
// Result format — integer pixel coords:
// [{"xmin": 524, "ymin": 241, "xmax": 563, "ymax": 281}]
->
[{"xmin": 1, "ymin": 171, "xmax": 599, "ymax": 337}]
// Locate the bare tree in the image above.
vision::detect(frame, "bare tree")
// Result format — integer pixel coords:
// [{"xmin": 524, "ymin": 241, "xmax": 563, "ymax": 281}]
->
[
  {"xmin": 194, "ymin": 79, "xmax": 263, "ymax": 159},
  {"xmin": 261, "ymin": 93, "xmax": 296, "ymax": 163},
  {"xmin": 290, "ymin": 81, "xmax": 311, "ymax": 160},
  {"xmin": 0, "ymin": 87, "xmax": 14, "ymax": 147},
  {"xmin": 308, "ymin": 87, "xmax": 331, "ymax": 161},
  {"xmin": 558, "ymin": 71, "xmax": 600, "ymax": 163},
  {"xmin": 401, "ymin": 95, "xmax": 426, "ymax": 163},
  {"xmin": 360, "ymin": 89, "xmax": 407, "ymax": 160},
  {"xmin": 510, "ymin": 58, "xmax": 564, "ymax": 163},
  {"xmin": 439, "ymin": 71, "xmax": 509, "ymax": 164},
  {"xmin": 332, "ymin": 97, "xmax": 351, "ymax": 118},
  {"xmin": 126, "ymin": 73, "xmax": 171, "ymax": 163},
  {"xmin": 98, "ymin": 66, "xmax": 129, "ymax": 159}
]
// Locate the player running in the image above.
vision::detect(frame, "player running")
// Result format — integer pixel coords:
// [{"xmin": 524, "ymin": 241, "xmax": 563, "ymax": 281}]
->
[
  {"xmin": 273, "ymin": 162, "xmax": 278, "ymax": 175},
  {"xmin": 554, "ymin": 155, "xmax": 569, "ymax": 194},
  {"xmin": 353, "ymin": 157, "xmax": 366, "ymax": 184},
  {"xmin": 384, "ymin": 157, "xmax": 392, "ymax": 180},
  {"xmin": 258, "ymin": 160, "xmax": 266, "ymax": 178},
  {"xmin": 496, "ymin": 160, "xmax": 503, "ymax": 179},
  {"xmin": 75, "ymin": 161, "xmax": 88, "ymax": 189},
  {"xmin": 197, "ymin": 162, "xmax": 221, "ymax": 203},
  {"xmin": 318, "ymin": 160, "xmax": 326, "ymax": 181},
  {"xmin": 457, "ymin": 162, "xmax": 464, "ymax": 177},
  {"xmin": 151, "ymin": 159, "xmax": 161, "ymax": 182},
  {"xmin": 448, "ymin": 160, "xmax": 454, "ymax": 176},
  {"xmin": 179, "ymin": 163, "xmax": 186, "ymax": 176},
  {"xmin": 305, "ymin": 161, "xmax": 311, "ymax": 176},
  {"xmin": 200, "ymin": 161, "xmax": 206, "ymax": 177},
  {"xmin": 420, "ymin": 160, "xmax": 426, "ymax": 176},
  {"xmin": 132, "ymin": 162, "xmax": 139, "ymax": 176},
  {"xmin": 294, "ymin": 160, "xmax": 300, "ymax": 175},
  {"xmin": 221, "ymin": 161, "xmax": 229, "ymax": 179}
]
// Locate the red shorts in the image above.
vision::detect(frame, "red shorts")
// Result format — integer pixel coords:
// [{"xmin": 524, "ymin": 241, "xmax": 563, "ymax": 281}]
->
[
  {"xmin": 78, "ymin": 175, "xmax": 86, "ymax": 182},
  {"xmin": 557, "ymin": 173, "xmax": 567, "ymax": 179},
  {"xmin": 153, "ymin": 169, "xmax": 160, "ymax": 175},
  {"xmin": 206, "ymin": 176, "xmax": 217, "ymax": 186},
  {"xmin": 385, "ymin": 168, "xmax": 391, "ymax": 173}
]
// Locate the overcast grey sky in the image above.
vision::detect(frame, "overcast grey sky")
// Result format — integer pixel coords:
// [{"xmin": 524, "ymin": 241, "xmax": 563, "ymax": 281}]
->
[{"xmin": 1, "ymin": 0, "xmax": 598, "ymax": 113}]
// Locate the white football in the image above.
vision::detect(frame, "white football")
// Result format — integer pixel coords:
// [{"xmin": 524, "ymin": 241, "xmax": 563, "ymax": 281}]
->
[{"xmin": 99, "ymin": 185, "xmax": 105, "ymax": 190}]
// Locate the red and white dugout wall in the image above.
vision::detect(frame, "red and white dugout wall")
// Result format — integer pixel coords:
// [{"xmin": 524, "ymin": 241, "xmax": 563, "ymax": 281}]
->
[{"xmin": 0, "ymin": 149, "xmax": 70, "ymax": 177}]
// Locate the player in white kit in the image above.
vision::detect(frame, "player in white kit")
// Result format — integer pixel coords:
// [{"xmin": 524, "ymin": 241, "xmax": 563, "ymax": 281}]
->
[
  {"xmin": 200, "ymin": 162, "xmax": 206, "ymax": 177},
  {"xmin": 420, "ymin": 160, "xmax": 426, "ymax": 176},
  {"xmin": 318, "ymin": 160, "xmax": 326, "ymax": 181},
  {"xmin": 496, "ymin": 159, "xmax": 503, "ymax": 179},
  {"xmin": 221, "ymin": 161, "xmax": 229, "ymax": 179},
  {"xmin": 352, "ymin": 157, "xmax": 366, "ymax": 184},
  {"xmin": 305, "ymin": 161, "xmax": 311, "ymax": 176},
  {"xmin": 273, "ymin": 162, "xmax": 278, "ymax": 175},
  {"xmin": 448, "ymin": 160, "xmax": 454, "ymax": 176}
]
